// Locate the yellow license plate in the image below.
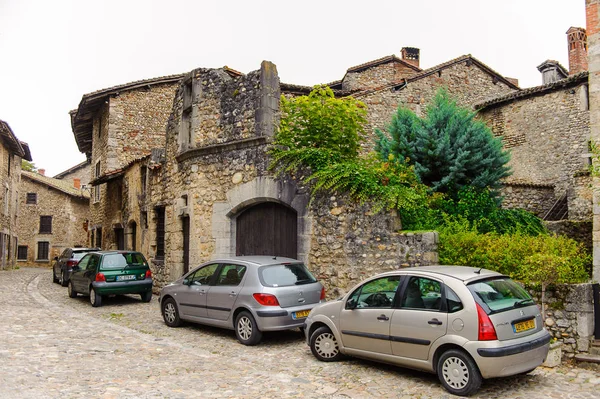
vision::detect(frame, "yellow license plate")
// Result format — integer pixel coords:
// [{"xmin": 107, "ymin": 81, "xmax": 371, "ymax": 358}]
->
[
  {"xmin": 292, "ymin": 310, "xmax": 310, "ymax": 320},
  {"xmin": 513, "ymin": 319, "xmax": 535, "ymax": 333}
]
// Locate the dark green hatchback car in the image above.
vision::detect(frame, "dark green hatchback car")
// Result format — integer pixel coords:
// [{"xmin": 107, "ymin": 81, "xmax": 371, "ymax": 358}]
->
[{"xmin": 67, "ymin": 251, "xmax": 153, "ymax": 307}]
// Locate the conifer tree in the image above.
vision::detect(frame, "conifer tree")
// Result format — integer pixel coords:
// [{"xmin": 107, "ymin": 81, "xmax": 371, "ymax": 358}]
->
[{"xmin": 375, "ymin": 89, "xmax": 511, "ymax": 196}]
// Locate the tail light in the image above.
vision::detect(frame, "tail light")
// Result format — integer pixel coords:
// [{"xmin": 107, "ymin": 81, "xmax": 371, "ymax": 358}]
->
[
  {"xmin": 476, "ymin": 303, "xmax": 498, "ymax": 341},
  {"xmin": 145, "ymin": 270, "xmax": 152, "ymax": 279},
  {"xmin": 95, "ymin": 273, "xmax": 106, "ymax": 282},
  {"xmin": 252, "ymin": 293, "xmax": 280, "ymax": 306},
  {"xmin": 66, "ymin": 260, "xmax": 78, "ymax": 268},
  {"xmin": 320, "ymin": 287, "xmax": 326, "ymax": 301}
]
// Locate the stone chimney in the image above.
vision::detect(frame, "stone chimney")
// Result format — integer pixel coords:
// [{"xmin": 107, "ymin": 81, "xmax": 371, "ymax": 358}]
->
[
  {"xmin": 567, "ymin": 27, "xmax": 588, "ymax": 74},
  {"xmin": 401, "ymin": 47, "xmax": 420, "ymax": 68},
  {"xmin": 537, "ymin": 60, "xmax": 569, "ymax": 84},
  {"xmin": 73, "ymin": 178, "xmax": 81, "ymax": 189},
  {"xmin": 38, "ymin": 169, "xmax": 45, "ymax": 176}
]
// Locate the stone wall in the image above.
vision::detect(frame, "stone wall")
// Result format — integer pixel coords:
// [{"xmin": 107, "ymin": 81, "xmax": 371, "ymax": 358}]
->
[
  {"xmin": 342, "ymin": 62, "xmax": 419, "ymax": 91},
  {"xmin": 546, "ymin": 220, "xmax": 593, "ymax": 255},
  {"xmin": 529, "ymin": 283, "xmax": 595, "ymax": 358},
  {"xmin": 0, "ymin": 145, "xmax": 23, "ymax": 269},
  {"xmin": 17, "ymin": 174, "xmax": 90, "ymax": 265},
  {"xmin": 500, "ymin": 183, "xmax": 556, "ymax": 217},
  {"xmin": 54, "ymin": 163, "xmax": 91, "ymax": 188}
]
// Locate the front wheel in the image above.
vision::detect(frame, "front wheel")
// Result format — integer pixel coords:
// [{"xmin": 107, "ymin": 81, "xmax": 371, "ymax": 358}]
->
[
  {"xmin": 310, "ymin": 326, "xmax": 342, "ymax": 362},
  {"xmin": 68, "ymin": 281, "xmax": 78, "ymax": 298},
  {"xmin": 52, "ymin": 268, "xmax": 59, "ymax": 284},
  {"xmin": 161, "ymin": 298, "xmax": 182, "ymax": 327},
  {"xmin": 90, "ymin": 287, "xmax": 102, "ymax": 307},
  {"xmin": 437, "ymin": 349, "xmax": 482, "ymax": 397},
  {"xmin": 235, "ymin": 311, "xmax": 262, "ymax": 346}
]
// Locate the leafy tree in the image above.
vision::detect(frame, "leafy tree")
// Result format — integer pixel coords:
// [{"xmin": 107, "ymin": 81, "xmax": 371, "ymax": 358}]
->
[
  {"xmin": 375, "ymin": 89, "xmax": 511, "ymax": 197},
  {"xmin": 21, "ymin": 160, "xmax": 37, "ymax": 172}
]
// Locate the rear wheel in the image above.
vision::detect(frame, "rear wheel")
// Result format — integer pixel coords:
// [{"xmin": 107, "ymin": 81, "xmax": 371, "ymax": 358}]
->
[
  {"xmin": 90, "ymin": 287, "xmax": 102, "ymax": 307},
  {"xmin": 161, "ymin": 298, "xmax": 182, "ymax": 327},
  {"xmin": 310, "ymin": 326, "xmax": 342, "ymax": 362},
  {"xmin": 68, "ymin": 281, "xmax": 78, "ymax": 298},
  {"xmin": 235, "ymin": 311, "xmax": 262, "ymax": 346},
  {"xmin": 437, "ymin": 349, "xmax": 482, "ymax": 397},
  {"xmin": 52, "ymin": 269, "xmax": 59, "ymax": 284},
  {"xmin": 141, "ymin": 291, "xmax": 152, "ymax": 303},
  {"xmin": 60, "ymin": 271, "xmax": 69, "ymax": 287}
]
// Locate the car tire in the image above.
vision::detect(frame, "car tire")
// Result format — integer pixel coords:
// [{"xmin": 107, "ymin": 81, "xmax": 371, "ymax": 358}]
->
[
  {"xmin": 310, "ymin": 326, "xmax": 342, "ymax": 362},
  {"xmin": 60, "ymin": 271, "xmax": 69, "ymax": 287},
  {"xmin": 141, "ymin": 291, "xmax": 152, "ymax": 303},
  {"xmin": 68, "ymin": 281, "xmax": 78, "ymax": 298},
  {"xmin": 52, "ymin": 269, "xmax": 59, "ymax": 284},
  {"xmin": 90, "ymin": 287, "xmax": 102, "ymax": 307},
  {"xmin": 437, "ymin": 349, "xmax": 482, "ymax": 397},
  {"xmin": 235, "ymin": 311, "xmax": 262, "ymax": 346},
  {"xmin": 161, "ymin": 298, "xmax": 182, "ymax": 327}
]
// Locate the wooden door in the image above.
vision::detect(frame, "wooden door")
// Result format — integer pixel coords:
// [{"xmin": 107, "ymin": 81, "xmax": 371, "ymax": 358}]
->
[
  {"xmin": 236, "ymin": 202, "xmax": 297, "ymax": 259},
  {"xmin": 182, "ymin": 216, "xmax": 190, "ymax": 274}
]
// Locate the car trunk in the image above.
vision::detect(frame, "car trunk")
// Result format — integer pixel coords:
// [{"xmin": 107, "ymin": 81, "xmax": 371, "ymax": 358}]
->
[
  {"xmin": 101, "ymin": 266, "xmax": 148, "ymax": 283},
  {"xmin": 489, "ymin": 305, "xmax": 543, "ymax": 341},
  {"xmin": 268, "ymin": 282, "xmax": 322, "ymax": 308}
]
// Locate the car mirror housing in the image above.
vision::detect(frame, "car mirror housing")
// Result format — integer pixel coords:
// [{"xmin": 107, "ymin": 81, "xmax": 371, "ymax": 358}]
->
[
  {"xmin": 346, "ymin": 299, "xmax": 357, "ymax": 310},
  {"xmin": 54, "ymin": 256, "xmax": 59, "ymax": 261}
]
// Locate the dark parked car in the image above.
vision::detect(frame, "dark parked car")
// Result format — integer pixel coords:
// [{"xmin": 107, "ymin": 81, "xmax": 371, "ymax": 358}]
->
[
  {"xmin": 159, "ymin": 256, "xmax": 325, "ymax": 345},
  {"xmin": 67, "ymin": 251, "xmax": 153, "ymax": 307},
  {"xmin": 52, "ymin": 247, "xmax": 99, "ymax": 287}
]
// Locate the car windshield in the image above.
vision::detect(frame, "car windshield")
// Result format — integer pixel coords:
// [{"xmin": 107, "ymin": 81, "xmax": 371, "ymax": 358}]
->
[
  {"xmin": 467, "ymin": 277, "xmax": 533, "ymax": 314},
  {"xmin": 101, "ymin": 253, "xmax": 148, "ymax": 269},
  {"xmin": 259, "ymin": 263, "xmax": 317, "ymax": 287}
]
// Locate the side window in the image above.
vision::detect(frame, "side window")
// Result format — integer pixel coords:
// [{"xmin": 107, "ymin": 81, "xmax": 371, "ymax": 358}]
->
[
  {"xmin": 401, "ymin": 276, "xmax": 442, "ymax": 310},
  {"xmin": 87, "ymin": 255, "xmax": 99, "ymax": 271},
  {"xmin": 446, "ymin": 287, "xmax": 463, "ymax": 313},
  {"xmin": 346, "ymin": 276, "xmax": 400, "ymax": 309},
  {"xmin": 77, "ymin": 255, "xmax": 91, "ymax": 270},
  {"xmin": 187, "ymin": 264, "xmax": 219, "ymax": 286},
  {"xmin": 216, "ymin": 264, "xmax": 246, "ymax": 286}
]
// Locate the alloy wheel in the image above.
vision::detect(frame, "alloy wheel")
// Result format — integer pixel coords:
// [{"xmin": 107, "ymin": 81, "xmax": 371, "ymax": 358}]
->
[
  {"xmin": 237, "ymin": 316, "xmax": 252, "ymax": 341},
  {"xmin": 164, "ymin": 302, "xmax": 176, "ymax": 324}
]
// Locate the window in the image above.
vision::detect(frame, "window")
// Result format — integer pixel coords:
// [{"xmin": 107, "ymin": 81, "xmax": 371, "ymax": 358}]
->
[
  {"xmin": 4, "ymin": 188, "xmax": 8, "ymax": 215},
  {"xmin": 180, "ymin": 80, "xmax": 193, "ymax": 148},
  {"xmin": 26, "ymin": 192, "xmax": 37, "ymax": 204},
  {"xmin": 95, "ymin": 227, "xmax": 102, "ymax": 248},
  {"xmin": 16, "ymin": 244, "xmax": 26, "ymax": 261},
  {"xmin": 37, "ymin": 241, "xmax": 49, "ymax": 260},
  {"xmin": 185, "ymin": 264, "xmax": 219, "ymax": 285},
  {"xmin": 217, "ymin": 264, "xmax": 246, "ymax": 286},
  {"xmin": 39, "ymin": 216, "xmax": 52, "ymax": 234},
  {"xmin": 346, "ymin": 276, "xmax": 400, "ymax": 309},
  {"xmin": 141, "ymin": 166, "xmax": 147, "ymax": 196},
  {"xmin": 94, "ymin": 161, "xmax": 101, "ymax": 203},
  {"xmin": 155, "ymin": 207, "xmax": 165, "ymax": 259},
  {"xmin": 401, "ymin": 276, "xmax": 442, "ymax": 310},
  {"xmin": 259, "ymin": 263, "xmax": 318, "ymax": 288},
  {"xmin": 7, "ymin": 155, "xmax": 11, "ymax": 176}
]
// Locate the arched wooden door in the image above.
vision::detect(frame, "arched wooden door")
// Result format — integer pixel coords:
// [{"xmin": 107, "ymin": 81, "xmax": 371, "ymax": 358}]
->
[{"xmin": 236, "ymin": 202, "xmax": 297, "ymax": 259}]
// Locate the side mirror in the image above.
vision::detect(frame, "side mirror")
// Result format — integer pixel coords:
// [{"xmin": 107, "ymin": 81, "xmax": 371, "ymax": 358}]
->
[
  {"xmin": 346, "ymin": 299, "xmax": 357, "ymax": 310},
  {"xmin": 72, "ymin": 265, "xmax": 80, "ymax": 271},
  {"xmin": 53, "ymin": 256, "xmax": 59, "ymax": 261}
]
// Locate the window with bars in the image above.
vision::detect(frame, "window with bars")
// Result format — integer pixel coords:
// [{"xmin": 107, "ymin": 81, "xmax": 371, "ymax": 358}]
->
[
  {"xmin": 155, "ymin": 207, "xmax": 165, "ymax": 260},
  {"xmin": 17, "ymin": 245, "xmax": 27, "ymax": 260},
  {"xmin": 26, "ymin": 193, "xmax": 37, "ymax": 204},
  {"xmin": 37, "ymin": 241, "xmax": 49, "ymax": 260},
  {"xmin": 39, "ymin": 216, "xmax": 52, "ymax": 234}
]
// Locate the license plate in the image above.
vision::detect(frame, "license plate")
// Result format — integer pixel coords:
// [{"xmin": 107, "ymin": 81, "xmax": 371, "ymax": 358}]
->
[
  {"xmin": 513, "ymin": 319, "xmax": 535, "ymax": 333},
  {"xmin": 116, "ymin": 275, "xmax": 136, "ymax": 281},
  {"xmin": 292, "ymin": 309, "xmax": 310, "ymax": 320}
]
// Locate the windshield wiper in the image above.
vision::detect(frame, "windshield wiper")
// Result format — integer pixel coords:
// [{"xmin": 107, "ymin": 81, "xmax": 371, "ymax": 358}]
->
[{"xmin": 514, "ymin": 299, "xmax": 534, "ymax": 308}]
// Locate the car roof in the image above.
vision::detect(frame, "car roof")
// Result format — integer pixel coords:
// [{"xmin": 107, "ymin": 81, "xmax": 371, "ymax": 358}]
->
[
  {"xmin": 72, "ymin": 247, "xmax": 99, "ymax": 252},
  {"xmin": 84, "ymin": 250, "xmax": 144, "ymax": 256},
  {"xmin": 378, "ymin": 265, "xmax": 504, "ymax": 284},
  {"xmin": 209, "ymin": 256, "xmax": 302, "ymax": 267}
]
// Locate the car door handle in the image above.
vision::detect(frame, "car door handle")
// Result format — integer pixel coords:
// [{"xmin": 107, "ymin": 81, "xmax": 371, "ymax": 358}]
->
[
  {"xmin": 229, "ymin": 292, "xmax": 237, "ymax": 297},
  {"xmin": 377, "ymin": 314, "xmax": 389, "ymax": 321},
  {"xmin": 428, "ymin": 318, "xmax": 443, "ymax": 325}
]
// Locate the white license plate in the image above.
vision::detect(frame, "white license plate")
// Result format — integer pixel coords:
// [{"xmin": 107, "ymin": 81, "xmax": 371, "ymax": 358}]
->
[{"xmin": 117, "ymin": 275, "xmax": 136, "ymax": 281}]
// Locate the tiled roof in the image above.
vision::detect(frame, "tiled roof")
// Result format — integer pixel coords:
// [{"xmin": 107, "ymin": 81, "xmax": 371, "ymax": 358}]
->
[
  {"xmin": 503, "ymin": 181, "xmax": 554, "ymax": 189},
  {"xmin": 0, "ymin": 120, "xmax": 31, "ymax": 160},
  {"xmin": 21, "ymin": 170, "xmax": 90, "ymax": 199},
  {"xmin": 346, "ymin": 55, "xmax": 422, "ymax": 74},
  {"xmin": 89, "ymin": 154, "xmax": 151, "ymax": 186},
  {"xmin": 53, "ymin": 160, "xmax": 89, "ymax": 179},
  {"xmin": 352, "ymin": 55, "xmax": 521, "ymax": 99},
  {"xmin": 475, "ymin": 72, "xmax": 588, "ymax": 110}
]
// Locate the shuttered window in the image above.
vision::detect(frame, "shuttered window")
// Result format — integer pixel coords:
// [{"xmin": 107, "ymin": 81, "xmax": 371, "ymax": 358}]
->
[
  {"xmin": 37, "ymin": 242, "xmax": 49, "ymax": 260},
  {"xmin": 26, "ymin": 193, "xmax": 37, "ymax": 204},
  {"xmin": 39, "ymin": 216, "xmax": 52, "ymax": 234},
  {"xmin": 155, "ymin": 207, "xmax": 165, "ymax": 260}
]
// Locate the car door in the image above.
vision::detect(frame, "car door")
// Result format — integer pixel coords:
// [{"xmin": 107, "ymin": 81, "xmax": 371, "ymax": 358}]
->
[
  {"xmin": 177, "ymin": 263, "xmax": 219, "ymax": 319},
  {"xmin": 390, "ymin": 275, "xmax": 448, "ymax": 360},
  {"xmin": 71, "ymin": 254, "xmax": 91, "ymax": 292},
  {"xmin": 206, "ymin": 263, "xmax": 246, "ymax": 321},
  {"xmin": 80, "ymin": 254, "xmax": 100, "ymax": 295},
  {"xmin": 339, "ymin": 275, "xmax": 401, "ymax": 355}
]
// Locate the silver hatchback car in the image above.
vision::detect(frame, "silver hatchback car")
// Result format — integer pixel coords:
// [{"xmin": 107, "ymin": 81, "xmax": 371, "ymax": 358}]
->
[
  {"xmin": 159, "ymin": 256, "xmax": 324, "ymax": 345},
  {"xmin": 304, "ymin": 266, "xmax": 551, "ymax": 396}
]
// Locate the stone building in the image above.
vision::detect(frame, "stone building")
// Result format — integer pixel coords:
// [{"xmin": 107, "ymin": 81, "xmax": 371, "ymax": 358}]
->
[
  {"xmin": 52, "ymin": 160, "xmax": 91, "ymax": 189},
  {"xmin": 17, "ymin": 170, "xmax": 91, "ymax": 265},
  {"xmin": 0, "ymin": 120, "xmax": 31, "ymax": 269}
]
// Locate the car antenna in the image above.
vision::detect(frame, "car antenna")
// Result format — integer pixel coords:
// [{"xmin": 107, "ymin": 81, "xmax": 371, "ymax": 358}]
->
[{"xmin": 474, "ymin": 267, "xmax": 482, "ymax": 274}]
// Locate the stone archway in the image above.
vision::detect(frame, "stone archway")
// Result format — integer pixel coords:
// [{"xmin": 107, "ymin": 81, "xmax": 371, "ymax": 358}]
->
[{"xmin": 212, "ymin": 177, "xmax": 310, "ymax": 262}]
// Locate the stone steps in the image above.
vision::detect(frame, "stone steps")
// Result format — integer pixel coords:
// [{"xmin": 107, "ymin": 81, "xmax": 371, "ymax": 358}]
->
[
  {"xmin": 574, "ymin": 353, "xmax": 600, "ymax": 364},
  {"xmin": 591, "ymin": 340, "xmax": 600, "ymax": 356}
]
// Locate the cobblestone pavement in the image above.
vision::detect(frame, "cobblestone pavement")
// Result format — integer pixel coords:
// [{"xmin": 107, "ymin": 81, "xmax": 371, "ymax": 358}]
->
[{"xmin": 1, "ymin": 268, "xmax": 599, "ymax": 399}]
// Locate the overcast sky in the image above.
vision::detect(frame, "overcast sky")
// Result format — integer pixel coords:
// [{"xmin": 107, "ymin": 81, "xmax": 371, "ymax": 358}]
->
[{"xmin": 0, "ymin": 0, "xmax": 587, "ymax": 177}]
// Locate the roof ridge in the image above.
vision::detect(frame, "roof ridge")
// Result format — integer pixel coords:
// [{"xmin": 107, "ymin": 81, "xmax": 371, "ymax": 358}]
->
[{"xmin": 21, "ymin": 170, "xmax": 90, "ymax": 199}]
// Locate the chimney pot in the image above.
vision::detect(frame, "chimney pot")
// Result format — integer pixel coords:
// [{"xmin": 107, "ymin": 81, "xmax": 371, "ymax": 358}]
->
[
  {"xmin": 401, "ymin": 47, "xmax": 420, "ymax": 68},
  {"xmin": 38, "ymin": 169, "xmax": 45, "ymax": 176},
  {"xmin": 73, "ymin": 178, "xmax": 81, "ymax": 189},
  {"xmin": 567, "ymin": 27, "xmax": 588, "ymax": 75}
]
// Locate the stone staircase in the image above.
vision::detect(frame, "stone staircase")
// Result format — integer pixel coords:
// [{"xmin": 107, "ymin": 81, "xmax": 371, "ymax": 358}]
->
[{"xmin": 575, "ymin": 339, "xmax": 600, "ymax": 365}]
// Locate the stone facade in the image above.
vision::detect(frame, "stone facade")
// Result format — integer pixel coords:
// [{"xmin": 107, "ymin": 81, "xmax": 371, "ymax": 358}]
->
[
  {"xmin": 17, "ymin": 171, "xmax": 91, "ymax": 265},
  {"xmin": 477, "ymin": 74, "xmax": 591, "ymax": 220},
  {"xmin": 52, "ymin": 161, "xmax": 91, "ymax": 188},
  {"xmin": 0, "ymin": 120, "xmax": 31, "ymax": 269},
  {"xmin": 529, "ymin": 283, "xmax": 595, "ymax": 357},
  {"xmin": 500, "ymin": 183, "xmax": 556, "ymax": 217}
]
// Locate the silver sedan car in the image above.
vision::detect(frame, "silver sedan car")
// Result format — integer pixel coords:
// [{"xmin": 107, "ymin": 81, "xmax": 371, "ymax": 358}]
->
[
  {"xmin": 304, "ymin": 266, "xmax": 551, "ymax": 396},
  {"xmin": 159, "ymin": 256, "xmax": 324, "ymax": 345}
]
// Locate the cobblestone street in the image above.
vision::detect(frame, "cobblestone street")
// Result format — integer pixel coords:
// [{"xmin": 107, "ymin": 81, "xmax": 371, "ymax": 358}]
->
[{"xmin": 1, "ymin": 267, "xmax": 599, "ymax": 399}]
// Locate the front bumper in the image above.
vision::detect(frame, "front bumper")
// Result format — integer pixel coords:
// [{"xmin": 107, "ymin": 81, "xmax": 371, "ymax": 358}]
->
[
  {"xmin": 92, "ymin": 279, "xmax": 153, "ymax": 296},
  {"xmin": 464, "ymin": 329, "xmax": 551, "ymax": 378}
]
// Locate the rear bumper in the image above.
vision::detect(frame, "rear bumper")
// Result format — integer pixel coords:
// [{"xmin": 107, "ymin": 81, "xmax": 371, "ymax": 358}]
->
[
  {"xmin": 464, "ymin": 329, "xmax": 551, "ymax": 378},
  {"xmin": 253, "ymin": 303, "xmax": 320, "ymax": 332},
  {"xmin": 92, "ymin": 279, "xmax": 153, "ymax": 295}
]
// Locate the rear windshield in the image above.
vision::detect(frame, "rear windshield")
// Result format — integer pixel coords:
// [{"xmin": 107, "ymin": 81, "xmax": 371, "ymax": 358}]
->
[
  {"xmin": 259, "ymin": 263, "xmax": 317, "ymax": 287},
  {"xmin": 101, "ymin": 253, "xmax": 148, "ymax": 269},
  {"xmin": 467, "ymin": 277, "xmax": 534, "ymax": 314},
  {"xmin": 72, "ymin": 249, "xmax": 97, "ymax": 260}
]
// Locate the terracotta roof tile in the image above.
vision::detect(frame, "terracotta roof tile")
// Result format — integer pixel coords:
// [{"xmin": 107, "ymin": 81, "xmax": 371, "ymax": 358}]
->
[{"xmin": 21, "ymin": 170, "xmax": 90, "ymax": 199}]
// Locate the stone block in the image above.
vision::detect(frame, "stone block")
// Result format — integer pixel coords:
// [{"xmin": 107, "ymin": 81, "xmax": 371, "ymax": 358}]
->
[
  {"xmin": 543, "ymin": 342, "xmax": 563, "ymax": 367},
  {"xmin": 576, "ymin": 312, "xmax": 595, "ymax": 337}
]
